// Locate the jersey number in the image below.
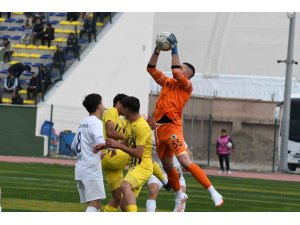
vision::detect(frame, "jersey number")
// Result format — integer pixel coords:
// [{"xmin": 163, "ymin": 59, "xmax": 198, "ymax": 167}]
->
[
  {"xmin": 76, "ymin": 132, "xmax": 81, "ymax": 153},
  {"xmin": 172, "ymin": 139, "xmax": 182, "ymax": 149}
]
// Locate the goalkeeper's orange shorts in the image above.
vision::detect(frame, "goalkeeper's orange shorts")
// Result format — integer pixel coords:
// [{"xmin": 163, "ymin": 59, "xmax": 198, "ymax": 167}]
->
[{"xmin": 154, "ymin": 123, "xmax": 187, "ymax": 160}]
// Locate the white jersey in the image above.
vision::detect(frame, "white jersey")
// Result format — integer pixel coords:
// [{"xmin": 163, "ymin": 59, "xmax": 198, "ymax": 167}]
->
[
  {"xmin": 71, "ymin": 115, "xmax": 105, "ymax": 181},
  {"xmin": 151, "ymin": 133, "xmax": 186, "ymax": 169}
]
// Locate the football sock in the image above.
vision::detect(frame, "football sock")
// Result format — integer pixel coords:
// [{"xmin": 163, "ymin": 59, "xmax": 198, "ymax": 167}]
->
[
  {"xmin": 104, "ymin": 204, "xmax": 118, "ymax": 212},
  {"xmin": 166, "ymin": 168, "xmax": 181, "ymax": 192},
  {"xmin": 86, "ymin": 206, "xmax": 98, "ymax": 212},
  {"xmin": 153, "ymin": 161, "xmax": 167, "ymax": 185},
  {"xmin": 186, "ymin": 163, "xmax": 212, "ymax": 189},
  {"xmin": 126, "ymin": 205, "xmax": 137, "ymax": 212},
  {"xmin": 146, "ymin": 200, "xmax": 156, "ymax": 212},
  {"xmin": 207, "ymin": 185, "xmax": 217, "ymax": 195}
]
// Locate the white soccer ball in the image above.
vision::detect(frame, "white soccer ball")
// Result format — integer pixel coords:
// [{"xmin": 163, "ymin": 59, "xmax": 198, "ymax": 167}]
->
[
  {"xmin": 227, "ymin": 142, "xmax": 233, "ymax": 149},
  {"xmin": 156, "ymin": 32, "xmax": 171, "ymax": 51}
]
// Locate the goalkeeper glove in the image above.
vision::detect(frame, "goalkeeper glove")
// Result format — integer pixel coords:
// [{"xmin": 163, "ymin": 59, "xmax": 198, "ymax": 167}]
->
[
  {"xmin": 154, "ymin": 47, "xmax": 161, "ymax": 55},
  {"xmin": 163, "ymin": 182, "xmax": 172, "ymax": 191},
  {"xmin": 167, "ymin": 33, "xmax": 178, "ymax": 55}
]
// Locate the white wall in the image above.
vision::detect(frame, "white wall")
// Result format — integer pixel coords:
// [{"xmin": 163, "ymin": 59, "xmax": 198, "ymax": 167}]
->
[{"xmin": 36, "ymin": 13, "xmax": 155, "ymax": 135}]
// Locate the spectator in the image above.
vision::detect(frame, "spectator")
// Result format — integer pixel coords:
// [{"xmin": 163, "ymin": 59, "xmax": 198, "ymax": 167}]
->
[
  {"xmin": 67, "ymin": 12, "xmax": 80, "ymax": 21},
  {"xmin": 2, "ymin": 73, "xmax": 18, "ymax": 94},
  {"xmin": 27, "ymin": 72, "xmax": 41, "ymax": 100},
  {"xmin": 11, "ymin": 90, "xmax": 24, "ymax": 105},
  {"xmin": 42, "ymin": 23, "xmax": 55, "ymax": 47},
  {"xmin": 52, "ymin": 46, "xmax": 66, "ymax": 74},
  {"xmin": 79, "ymin": 14, "xmax": 96, "ymax": 42},
  {"xmin": 0, "ymin": 38, "xmax": 14, "ymax": 62},
  {"xmin": 8, "ymin": 62, "xmax": 31, "ymax": 78},
  {"xmin": 93, "ymin": 12, "xmax": 111, "ymax": 23},
  {"xmin": 22, "ymin": 24, "xmax": 33, "ymax": 45},
  {"xmin": 32, "ymin": 18, "xmax": 44, "ymax": 45},
  {"xmin": 65, "ymin": 33, "xmax": 79, "ymax": 57},
  {"xmin": 0, "ymin": 12, "xmax": 11, "ymax": 19},
  {"xmin": 216, "ymin": 129, "xmax": 235, "ymax": 175},
  {"xmin": 39, "ymin": 64, "xmax": 52, "ymax": 91},
  {"xmin": 23, "ymin": 14, "xmax": 33, "ymax": 28}
]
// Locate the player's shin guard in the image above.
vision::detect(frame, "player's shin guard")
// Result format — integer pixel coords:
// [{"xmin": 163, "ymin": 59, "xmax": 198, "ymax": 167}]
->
[
  {"xmin": 146, "ymin": 200, "xmax": 156, "ymax": 212},
  {"xmin": 186, "ymin": 163, "xmax": 212, "ymax": 189},
  {"xmin": 153, "ymin": 161, "xmax": 167, "ymax": 185},
  {"xmin": 166, "ymin": 168, "xmax": 181, "ymax": 192},
  {"xmin": 104, "ymin": 204, "xmax": 118, "ymax": 212},
  {"xmin": 126, "ymin": 205, "xmax": 137, "ymax": 212}
]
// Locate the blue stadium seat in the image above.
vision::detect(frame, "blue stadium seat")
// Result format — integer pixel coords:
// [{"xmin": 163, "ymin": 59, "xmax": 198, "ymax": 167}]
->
[
  {"xmin": 49, "ymin": 12, "xmax": 56, "ymax": 16},
  {"xmin": 0, "ymin": 26, "xmax": 7, "ymax": 30},
  {"xmin": 23, "ymin": 62, "xmax": 32, "ymax": 66},
  {"xmin": 19, "ymin": 80, "xmax": 29, "ymax": 85},
  {"xmin": 5, "ymin": 18, "xmax": 16, "ymax": 23},
  {"xmin": 55, "ymin": 13, "xmax": 67, "ymax": 17},
  {"xmin": 40, "ymin": 54, "xmax": 52, "ymax": 59},
  {"xmin": 46, "ymin": 63, "xmax": 53, "ymax": 67},
  {"xmin": 7, "ymin": 27, "xmax": 18, "ymax": 31},
  {"xmin": 22, "ymin": 71, "xmax": 32, "ymax": 77},
  {"xmin": 32, "ymin": 63, "xmax": 42, "ymax": 68},
  {"xmin": 0, "ymin": 69, "xmax": 8, "ymax": 74},
  {"xmin": 66, "ymin": 55, "xmax": 75, "ymax": 60},
  {"xmin": 49, "ymin": 21, "xmax": 59, "ymax": 25},
  {"xmin": 16, "ymin": 19, "xmax": 24, "ymax": 23},
  {"xmin": 17, "ymin": 27, "xmax": 26, "ymax": 31},
  {"xmin": 50, "ymin": 72, "xmax": 58, "ymax": 78},
  {"xmin": 78, "ymin": 39, "xmax": 89, "ymax": 44},
  {"xmin": 0, "ymin": 35, "xmax": 11, "ymax": 39},
  {"xmin": 10, "ymin": 36, "xmax": 22, "ymax": 40}
]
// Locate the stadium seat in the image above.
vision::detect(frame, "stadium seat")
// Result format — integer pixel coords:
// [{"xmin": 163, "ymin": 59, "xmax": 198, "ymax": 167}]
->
[
  {"xmin": 55, "ymin": 29, "xmax": 64, "ymax": 33},
  {"xmin": 18, "ymin": 53, "xmax": 30, "ymax": 58},
  {"xmin": 19, "ymin": 80, "xmax": 29, "ymax": 85},
  {"xmin": 2, "ymin": 98, "xmax": 12, "ymax": 104},
  {"xmin": 0, "ymin": 26, "xmax": 7, "ymax": 30},
  {"xmin": 63, "ymin": 29, "xmax": 74, "ymax": 34},
  {"xmin": 30, "ymin": 53, "xmax": 41, "ymax": 58},
  {"xmin": 71, "ymin": 21, "xmax": 83, "ymax": 26},
  {"xmin": 26, "ymin": 45, "xmax": 38, "ymax": 50},
  {"xmin": 48, "ymin": 46, "xmax": 57, "ymax": 51},
  {"xmin": 0, "ymin": 35, "xmax": 10, "ymax": 39},
  {"xmin": 5, "ymin": 18, "xmax": 16, "ymax": 23},
  {"xmin": 40, "ymin": 54, "xmax": 52, "ymax": 59},
  {"xmin": 23, "ymin": 62, "xmax": 32, "ymax": 66},
  {"xmin": 13, "ymin": 12, "xmax": 24, "ymax": 15},
  {"xmin": 17, "ymin": 27, "xmax": 26, "ymax": 31},
  {"xmin": 0, "ymin": 18, "xmax": 5, "ymax": 22},
  {"xmin": 37, "ymin": 45, "xmax": 49, "ymax": 50},
  {"xmin": 8, "ymin": 61, "xmax": 20, "ymax": 65},
  {"xmin": 7, "ymin": 27, "xmax": 18, "ymax": 31},
  {"xmin": 12, "ymin": 52, "xmax": 19, "ymax": 57},
  {"xmin": 10, "ymin": 36, "xmax": 22, "ymax": 40},
  {"xmin": 22, "ymin": 71, "xmax": 32, "ymax": 77},
  {"xmin": 32, "ymin": 63, "xmax": 42, "ymax": 68},
  {"xmin": 55, "ymin": 13, "xmax": 67, "ymax": 17},
  {"xmin": 96, "ymin": 22, "xmax": 104, "ymax": 27},
  {"xmin": 24, "ymin": 99, "xmax": 35, "ymax": 105},
  {"xmin": 54, "ymin": 38, "xmax": 67, "ymax": 43},
  {"xmin": 59, "ymin": 21, "xmax": 71, "ymax": 25},
  {"xmin": 16, "ymin": 19, "xmax": 24, "ymax": 23},
  {"xmin": 50, "ymin": 72, "xmax": 58, "ymax": 78},
  {"xmin": 13, "ymin": 44, "xmax": 26, "ymax": 49},
  {"xmin": 49, "ymin": 12, "xmax": 56, "ymax": 16},
  {"xmin": 0, "ymin": 69, "xmax": 8, "ymax": 74},
  {"xmin": 19, "ymin": 89, "xmax": 27, "ymax": 95},
  {"xmin": 49, "ymin": 21, "xmax": 59, "ymax": 25}
]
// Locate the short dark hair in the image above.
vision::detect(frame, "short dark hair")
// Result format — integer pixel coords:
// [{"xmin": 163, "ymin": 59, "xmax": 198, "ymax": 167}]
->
[
  {"xmin": 113, "ymin": 93, "xmax": 128, "ymax": 107},
  {"xmin": 82, "ymin": 93, "xmax": 102, "ymax": 113},
  {"xmin": 221, "ymin": 129, "xmax": 227, "ymax": 133},
  {"xmin": 183, "ymin": 62, "xmax": 195, "ymax": 78},
  {"xmin": 25, "ymin": 65, "xmax": 31, "ymax": 72},
  {"xmin": 121, "ymin": 96, "xmax": 140, "ymax": 113}
]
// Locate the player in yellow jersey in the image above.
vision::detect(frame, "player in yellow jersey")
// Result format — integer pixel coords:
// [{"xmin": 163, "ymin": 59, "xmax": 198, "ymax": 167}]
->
[
  {"xmin": 101, "ymin": 93, "xmax": 130, "ymax": 212},
  {"xmin": 103, "ymin": 96, "xmax": 153, "ymax": 212}
]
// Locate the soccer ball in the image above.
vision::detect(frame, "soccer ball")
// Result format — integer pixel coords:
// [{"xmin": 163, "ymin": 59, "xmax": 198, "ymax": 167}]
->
[
  {"xmin": 227, "ymin": 142, "xmax": 233, "ymax": 148},
  {"xmin": 156, "ymin": 32, "xmax": 171, "ymax": 51}
]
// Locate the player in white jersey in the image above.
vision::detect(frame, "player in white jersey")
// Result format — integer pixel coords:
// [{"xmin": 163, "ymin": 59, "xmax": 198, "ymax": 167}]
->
[
  {"xmin": 146, "ymin": 116, "xmax": 188, "ymax": 212},
  {"xmin": 71, "ymin": 93, "xmax": 106, "ymax": 212}
]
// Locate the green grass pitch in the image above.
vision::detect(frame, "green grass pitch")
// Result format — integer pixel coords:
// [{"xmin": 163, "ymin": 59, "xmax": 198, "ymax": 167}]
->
[{"xmin": 0, "ymin": 162, "xmax": 299, "ymax": 212}]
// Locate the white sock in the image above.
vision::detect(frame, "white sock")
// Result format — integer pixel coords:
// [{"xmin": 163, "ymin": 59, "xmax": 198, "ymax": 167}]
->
[
  {"xmin": 174, "ymin": 189, "xmax": 183, "ymax": 199},
  {"xmin": 146, "ymin": 199, "xmax": 156, "ymax": 212},
  {"xmin": 86, "ymin": 206, "xmax": 98, "ymax": 212},
  {"xmin": 162, "ymin": 178, "xmax": 168, "ymax": 186},
  {"xmin": 207, "ymin": 185, "xmax": 217, "ymax": 195}
]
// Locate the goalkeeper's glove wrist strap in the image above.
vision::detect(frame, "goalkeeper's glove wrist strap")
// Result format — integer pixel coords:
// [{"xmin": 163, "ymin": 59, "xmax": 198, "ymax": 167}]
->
[
  {"xmin": 154, "ymin": 47, "xmax": 160, "ymax": 55},
  {"xmin": 172, "ymin": 47, "xmax": 178, "ymax": 55},
  {"xmin": 147, "ymin": 63, "xmax": 156, "ymax": 68}
]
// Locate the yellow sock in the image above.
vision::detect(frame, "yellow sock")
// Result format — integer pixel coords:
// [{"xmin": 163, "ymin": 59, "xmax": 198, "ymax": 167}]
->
[
  {"xmin": 153, "ymin": 161, "xmax": 166, "ymax": 183},
  {"xmin": 126, "ymin": 205, "xmax": 137, "ymax": 212},
  {"xmin": 104, "ymin": 205, "xmax": 118, "ymax": 212}
]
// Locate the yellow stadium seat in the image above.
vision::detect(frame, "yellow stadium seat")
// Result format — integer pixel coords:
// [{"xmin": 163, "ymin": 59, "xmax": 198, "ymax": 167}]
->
[
  {"xmin": 13, "ymin": 12, "xmax": 24, "ymax": 15},
  {"xmin": 26, "ymin": 45, "xmax": 38, "ymax": 50},
  {"xmin": 24, "ymin": 99, "xmax": 35, "ymax": 105},
  {"xmin": 14, "ymin": 44, "xmax": 26, "ymax": 49},
  {"xmin": 71, "ymin": 21, "xmax": 83, "ymax": 26},
  {"xmin": 19, "ymin": 89, "xmax": 27, "ymax": 95},
  {"xmin": 54, "ymin": 38, "xmax": 67, "ymax": 43},
  {"xmin": 96, "ymin": 22, "xmax": 104, "ymax": 27},
  {"xmin": 9, "ymin": 61, "xmax": 21, "ymax": 65},
  {"xmin": 55, "ymin": 29, "xmax": 64, "ymax": 33},
  {"xmin": 63, "ymin": 29, "xmax": 74, "ymax": 34},
  {"xmin": 18, "ymin": 53, "xmax": 30, "ymax": 58},
  {"xmin": 2, "ymin": 98, "xmax": 12, "ymax": 104},
  {"xmin": 30, "ymin": 54, "xmax": 41, "ymax": 58},
  {"xmin": 48, "ymin": 46, "xmax": 57, "ymax": 50},
  {"xmin": 59, "ymin": 21, "xmax": 71, "ymax": 25},
  {"xmin": 0, "ymin": 18, "xmax": 5, "ymax": 22},
  {"xmin": 37, "ymin": 45, "xmax": 49, "ymax": 50},
  {"xmin": 12, "ymin": 52, "xmax": 19, "ymax": 57}
]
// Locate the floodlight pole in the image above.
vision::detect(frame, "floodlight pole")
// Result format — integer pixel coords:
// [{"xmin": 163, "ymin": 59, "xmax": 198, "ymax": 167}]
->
[{"xmin": 278, "ymin": 13, "xmax": 297, "ymax": 172}]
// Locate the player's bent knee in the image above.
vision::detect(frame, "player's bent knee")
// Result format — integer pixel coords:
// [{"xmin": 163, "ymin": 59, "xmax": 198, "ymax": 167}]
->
[{"xmin": 121, "ymin": 181, "xmax": 132, "ymax": 194}]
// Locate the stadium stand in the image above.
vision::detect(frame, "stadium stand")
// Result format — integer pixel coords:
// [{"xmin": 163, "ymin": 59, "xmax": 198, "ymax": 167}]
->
[{"xmin": 0, "ymin": 12, "xmax": 113, "ymax": 105}]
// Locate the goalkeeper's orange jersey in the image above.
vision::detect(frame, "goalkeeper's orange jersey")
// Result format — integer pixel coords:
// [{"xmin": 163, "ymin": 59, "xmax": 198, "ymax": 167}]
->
[{"xmin": 147, "ymin": 67, "xmax": 192, "ymax": 126}]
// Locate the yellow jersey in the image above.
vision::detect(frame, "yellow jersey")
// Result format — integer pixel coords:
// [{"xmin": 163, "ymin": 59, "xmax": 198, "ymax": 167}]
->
[
  {"xmin": 125, "ymin": 116, "xmax": 152, "ymax": 170},
  {"xmin": 102, "ymin": 107, "xmax": 126, "ymax": 139}
]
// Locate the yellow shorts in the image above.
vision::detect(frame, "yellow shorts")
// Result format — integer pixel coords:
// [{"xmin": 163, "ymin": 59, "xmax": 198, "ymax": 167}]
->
[
  {"xmin": 102, "ymin": 149, "xmax": 130, "ymax": 191},
  {"xmin": 123, "ymin": 159, "xmax": 153, "ymax": 197}
]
